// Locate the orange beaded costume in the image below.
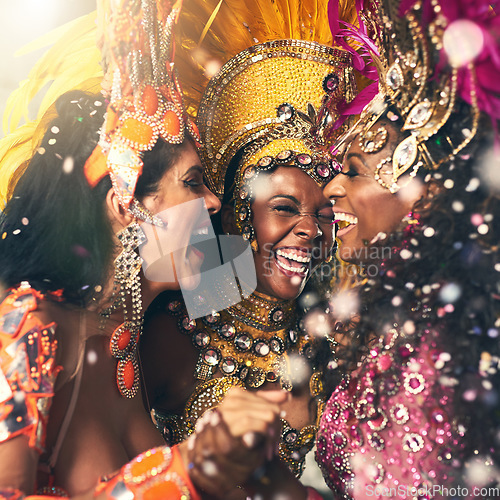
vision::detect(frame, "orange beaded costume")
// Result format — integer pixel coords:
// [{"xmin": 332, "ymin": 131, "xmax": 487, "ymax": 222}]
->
[
  {"xmin": 0, "ymin": 284, "xmax": 199, "ymax": 499},
  {"xmin": 0, "ymin": 284, "xmax": 60, "ymax": 453}
]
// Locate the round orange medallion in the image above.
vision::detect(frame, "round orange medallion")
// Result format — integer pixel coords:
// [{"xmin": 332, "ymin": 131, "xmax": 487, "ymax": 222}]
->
[
  {"xmin": 143, "ymin": 85, "xmax": 159, "ymax": 116},
  {"xmin": 143, "ymin": 481, "xmax": 183, "ymax": 500},
  {"xmin": 163, "ymin": 110, "xmax": 181, "ymax": 136},
  {"xmin": 121, "ymin": 118, "xmax": 154, "ymax": 147},
  {"xmin": 130, "ymin": 449, "xmax": 165, "ymax": 478}
]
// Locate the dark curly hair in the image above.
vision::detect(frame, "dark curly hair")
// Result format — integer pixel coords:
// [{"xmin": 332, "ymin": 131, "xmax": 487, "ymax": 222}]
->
[{"xmin": 322, "ymin": 101, "xmax": 500, "ymax": 474}]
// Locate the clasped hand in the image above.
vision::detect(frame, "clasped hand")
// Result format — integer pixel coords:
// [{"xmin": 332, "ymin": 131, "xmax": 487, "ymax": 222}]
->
[{"xmin": 185, "ymin": 387, "xmax": 288, "ymax": 498}]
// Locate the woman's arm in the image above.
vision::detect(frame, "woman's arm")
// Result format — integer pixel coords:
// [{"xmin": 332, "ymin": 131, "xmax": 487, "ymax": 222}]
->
[
  {"xmin": 186, "ymin": 388, "xmax": 310, "ymax": 500},
  {"xmin": 0, "ymin": 287, "xmax": 61, "ymax": 495}
]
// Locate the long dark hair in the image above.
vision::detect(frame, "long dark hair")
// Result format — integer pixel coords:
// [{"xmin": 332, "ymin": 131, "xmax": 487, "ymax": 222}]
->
[
  {"xmin": 324, "ymin": 102, "xmax": 500, "ymax": 469},
  {"xmin": 0, "ymin": 90, "xmax": 191, "ymax": 305}
]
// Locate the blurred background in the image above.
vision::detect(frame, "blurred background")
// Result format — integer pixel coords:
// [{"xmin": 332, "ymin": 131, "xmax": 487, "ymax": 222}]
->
[{"xmin": 0, "ymin": 0, "xmax": 96, "ymax": 137}]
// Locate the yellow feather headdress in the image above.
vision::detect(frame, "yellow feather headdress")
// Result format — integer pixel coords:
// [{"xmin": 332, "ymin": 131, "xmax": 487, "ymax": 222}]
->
[
  {"xmin": 0, "ymin": 0, "xmax": 358, "ymax": 207},
  {"xmin": 175, "ymin": 0, "xmax": 359, "ymax": 198},
  {"xmin": 176, "ymin": 0, "xmax": 359, "ymax": 117}
]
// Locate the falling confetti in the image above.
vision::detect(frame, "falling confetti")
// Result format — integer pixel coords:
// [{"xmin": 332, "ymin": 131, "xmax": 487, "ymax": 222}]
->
[
  {"xmin": 439, "ymin": 282, "xmax": 462, "ymax": 303},
  {"xmin": 443, "ymin": 20, "xmax": 484, "ymax": 68},
  {"xmin": 329, "ymin": 289, "xmax": 359, "ymax": 321},
  {"xmin": 87, "ymin": 350, "xmax": 98, "ymax": 365},
  {"xmin": 63, "ymin": 156, "xmax": 74, "ymax": 174},
  {"xmin": 463, "ymin": 455, "xmax": 499, "ymax": 488},
  {"xmin": 287, "ymin": 353, "xmax": 312, "ymax": 387},
  {"xmin": 303, "ymin": 309, "xmax": 330, "ymax": 337}
]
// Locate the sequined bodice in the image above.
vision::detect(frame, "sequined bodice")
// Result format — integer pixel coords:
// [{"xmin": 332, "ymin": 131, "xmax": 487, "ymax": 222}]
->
[
  {"xmin": 316, "ymin": 328, "xmax": 462, "ymax": 499},
  {"xmin": 152, "ymin": 292, "xmax": 325, "ymax": 477}
]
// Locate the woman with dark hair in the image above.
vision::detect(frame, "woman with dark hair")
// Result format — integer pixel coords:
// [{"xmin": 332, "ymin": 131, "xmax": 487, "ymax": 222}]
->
[
  {"xmin": 0, "ymin": 0, "xmax": 286, "ymax": 498},
  {"xmin": 314, "ymin": 0, "xmax": 500, "ymax": 497}
]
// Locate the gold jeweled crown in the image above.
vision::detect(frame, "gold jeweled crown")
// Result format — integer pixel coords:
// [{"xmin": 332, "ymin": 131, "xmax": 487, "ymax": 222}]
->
[
  {"xmin": 332, "ymin": 0, "xmax": 498, "ymax": 193},
  {"xmin": 197, "ymin": 39, "xmax": 356, "ymax": 199}
]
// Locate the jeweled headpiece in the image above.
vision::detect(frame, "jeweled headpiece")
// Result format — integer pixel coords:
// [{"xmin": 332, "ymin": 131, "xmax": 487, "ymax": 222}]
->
[
  {"xmin": 197, "ymin": 39, "xmax": 356, "ymax": 199},
  {"xmin": 84, "ymin": 0, "xmax": 199, "ymax": 209},
  {"xmin": 330, "ymin": 0, "xmax": 499, "ymax": 193},
  {"xmin": 195, "ymin": 39, "xmax": 355, "ymax": 251}
]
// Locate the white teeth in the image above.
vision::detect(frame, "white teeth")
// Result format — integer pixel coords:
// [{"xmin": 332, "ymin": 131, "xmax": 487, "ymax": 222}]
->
[
  {"xmin": 193, "ymin": 226, "xmax": 209, "ymax": 236},
  {"xmin": 335, "ymin": 213, "xmax": 358, "ymax": 224},
  {"xmin": 275, "ymin": 259, "xmax": 307, "ymax": 273},
  {"xmin": 276, "ymin": 249, "xmax": 311, "ymax": 263}
]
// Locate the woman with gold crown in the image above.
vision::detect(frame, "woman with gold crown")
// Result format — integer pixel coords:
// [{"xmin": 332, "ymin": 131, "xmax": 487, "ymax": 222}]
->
[
  {"xmin": 312, "ymin": 0, "xmax": 500, "ymax": 497},
  {"xmin": 139, "ymin": 0, "xmax": 361, "ymax": 496},
  {"xmin": 0, "ymin": 0, "xmax": 289, "ymax": 498}
]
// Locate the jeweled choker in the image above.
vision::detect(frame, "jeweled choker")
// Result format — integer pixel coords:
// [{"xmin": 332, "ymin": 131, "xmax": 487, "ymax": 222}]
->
[{"xmin": 167, "ymin": 291, "xmax": 300, "ymax": 390}]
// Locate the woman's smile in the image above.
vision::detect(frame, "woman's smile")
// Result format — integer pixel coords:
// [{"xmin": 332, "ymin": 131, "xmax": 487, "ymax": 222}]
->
[
  {"xmin": 274, "ymin": 246, "xmax": 312, "ymax": 276},
  {"xmin": 334, "ymin": 212, "xmax": 359, "ymax": 239}
]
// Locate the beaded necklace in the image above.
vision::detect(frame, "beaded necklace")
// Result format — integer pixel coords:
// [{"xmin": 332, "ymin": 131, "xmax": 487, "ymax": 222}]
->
[
  {"xmin": 170, "ymin": 290, "xmax": 302, "ymax": 390},
  {"xmin": 155, "ymin": 291, "xmax": 326, "ymax": 477}
]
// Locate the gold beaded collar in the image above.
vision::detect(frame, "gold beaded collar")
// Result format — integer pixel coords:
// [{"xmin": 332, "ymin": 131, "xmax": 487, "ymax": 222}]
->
[
  {"xmin": 158, "ymin": 292, "xmax": 325, "ymax": 478},
  {"xmin": 226, "ymin": 290, "xmax": 295, "ymax": 333},
  {"xmin": 169, "ymin": 291, "xmax": 299, "ymax": 389}
]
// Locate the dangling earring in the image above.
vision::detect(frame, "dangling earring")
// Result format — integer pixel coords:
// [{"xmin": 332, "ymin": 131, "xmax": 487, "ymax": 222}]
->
[
  {"xmin": 128, "ymin": 198, "xmax": 165, "ymax": 227},
  {"xmin": 108, "ymin": 221, "xmax": 145, "ymax": 398},
  {"xmin": 250, "ymin": 238, "xmax": 259, "ymax": 252}
]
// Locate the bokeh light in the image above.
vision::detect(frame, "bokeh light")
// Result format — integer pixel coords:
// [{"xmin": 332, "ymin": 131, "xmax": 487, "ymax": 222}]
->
[
  {"xmin": 443, "ymin": 20, "xmax": 484, "ymax": 68},
  {"xmin": 303, "ymin": 309, "xmax": 331, "ymax": 337},
  {"xmin": 329, "ymin": 289, "xmax": 359, "ymax": 321}
]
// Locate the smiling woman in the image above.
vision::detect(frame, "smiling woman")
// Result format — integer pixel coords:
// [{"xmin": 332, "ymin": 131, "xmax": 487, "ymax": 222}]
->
[
  {"xmin": 314, "ymin": 0, "xmax": 500, "ymax": 497},
  {"xmin": 138, "ymin": 138, "xmax": 220, "ymax": 292},
  {"xmin": 236, "ymin": 165, "xmax": 334, "ymax": 300},
  {"xmin": 140, "ymin": 28, "xmax": 357, "ymax": 496},
  {"xmin": 327, "ymin": 119, "xmax": 423, "ymax": 263},
  {"xmin": 251, "ymin": 167, "xmax": 333, "ymax": 295},
  {"xmin": 0, "ymin": 0, "xmax": 287, "ymax": 498}
]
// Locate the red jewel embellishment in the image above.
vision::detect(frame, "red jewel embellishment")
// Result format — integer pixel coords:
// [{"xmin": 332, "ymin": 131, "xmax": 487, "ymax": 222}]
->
[
  {"xmin": 111, "ymin": 322, "xmax": 141, "ymax": 398},
  {"xmin": 122, "ymin": 359, "xmax": 135, "ymax": 389}
]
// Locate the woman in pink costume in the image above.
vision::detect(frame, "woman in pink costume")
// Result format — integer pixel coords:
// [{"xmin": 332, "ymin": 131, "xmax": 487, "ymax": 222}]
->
[{"xmin": 315, "ymin": 0, "xmax": 500, "ymax": 498}]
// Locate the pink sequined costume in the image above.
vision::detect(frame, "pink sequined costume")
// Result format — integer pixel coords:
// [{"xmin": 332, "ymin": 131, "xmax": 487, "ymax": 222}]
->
[
  {"xmin": 315, "ymin": 0, "xmax": 500, "ymax": 494},
  {"xmin": 316, "ymin": 326, "xmax": 465, "ymax": 499}
]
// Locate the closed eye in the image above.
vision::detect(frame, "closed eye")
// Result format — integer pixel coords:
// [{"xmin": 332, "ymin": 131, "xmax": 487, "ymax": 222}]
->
[
  {"xmin": 183, "ymin": 179, "xmax": 203, "ymax": 188},
  {"xmin": 182, "ymin": 165, "xmax": 205, "ymax": 190},
  {"xmin": 340, "ymin": 167, "xmax": 359, "ymax": 178},
  {"xmin": 273, "ymin": 204, "xmax": 300, "ymax": 215},
  {"xmin": 317, "ymin": 208, "xmax": 335, "ymax": 224}
]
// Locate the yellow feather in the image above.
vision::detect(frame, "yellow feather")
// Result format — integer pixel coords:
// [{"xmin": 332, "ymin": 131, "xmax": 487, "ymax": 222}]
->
[
  {"xmin": 0, "ymin": 12, "xmax": 102, "ymax": 206},
  {"xmin": 3, "ymin": 12, "xmax": 102, "ymax": 134},
  {"xmin": 0, "ymin": 123, "xmax": 37, "ymax": 207},
  {"xmin": 176, "ymin": 0, "xmax": 357, "ymax": 117}
]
